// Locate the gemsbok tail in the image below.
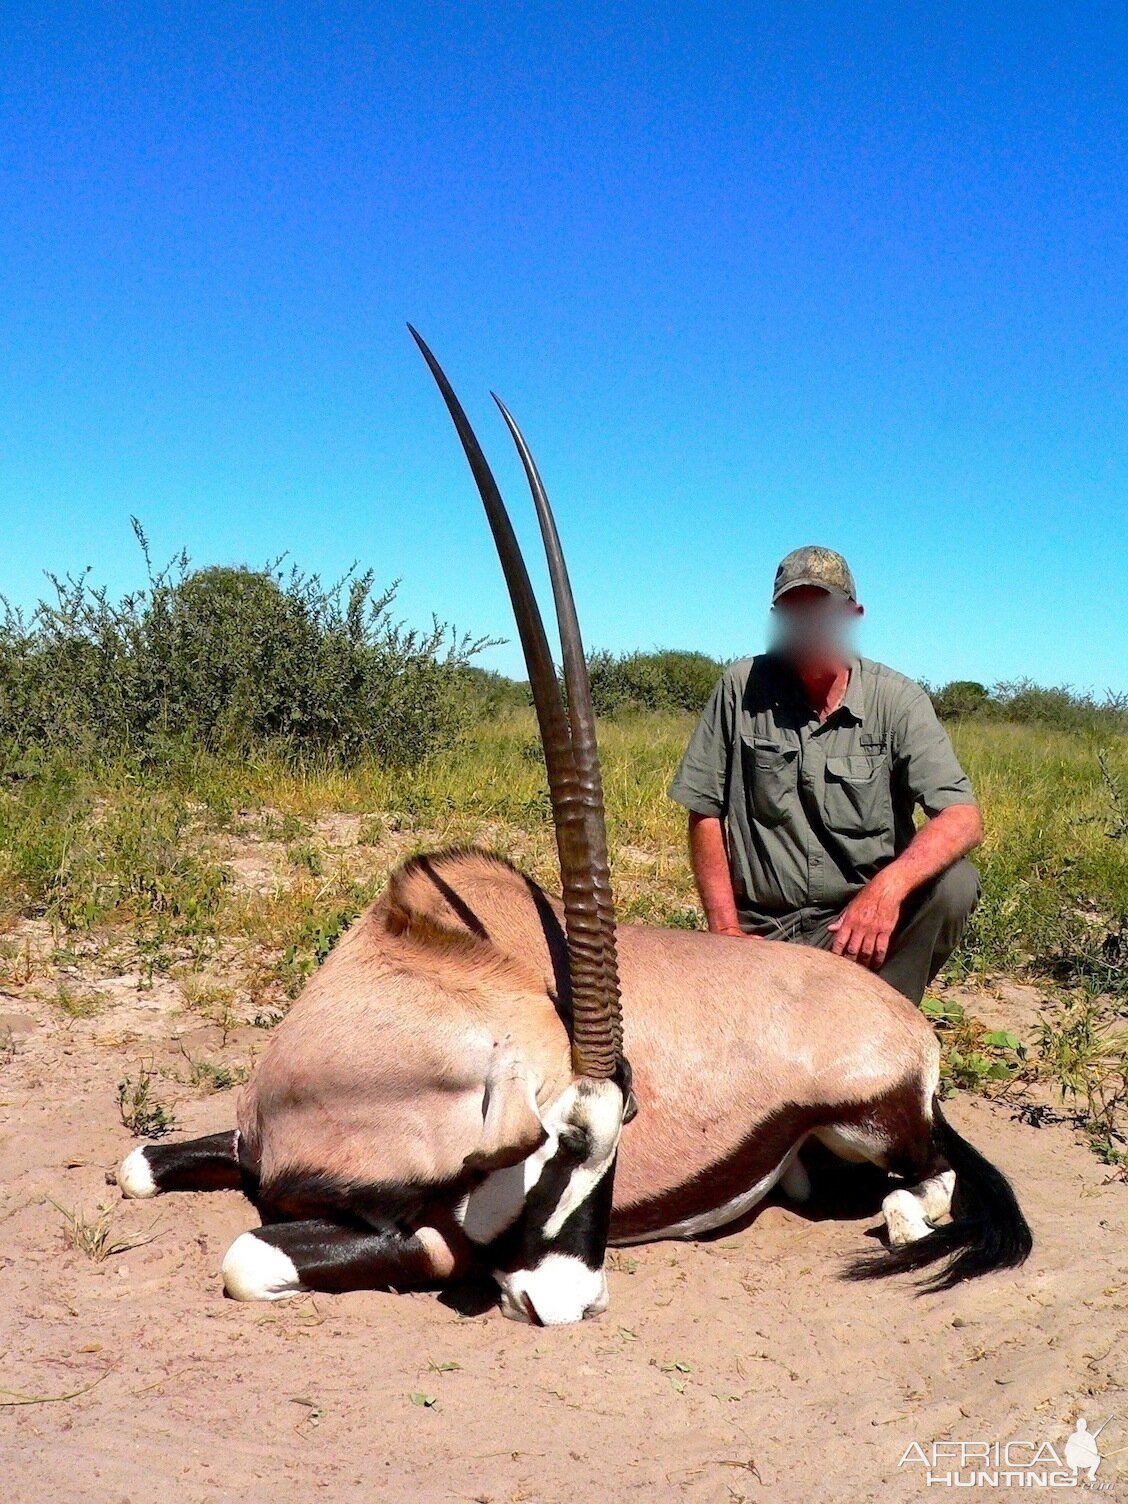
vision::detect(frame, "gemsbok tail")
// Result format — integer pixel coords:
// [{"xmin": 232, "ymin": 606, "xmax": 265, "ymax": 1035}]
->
[{"xmin": 846, "ymin": 1098, "xmax": 1033, "ymax": 1292}]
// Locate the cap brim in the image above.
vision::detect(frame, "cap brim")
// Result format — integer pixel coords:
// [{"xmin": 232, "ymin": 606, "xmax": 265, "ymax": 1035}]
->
[{"xmin": 772, "ymin": 578, "xmax": 853, "ymax": 605}]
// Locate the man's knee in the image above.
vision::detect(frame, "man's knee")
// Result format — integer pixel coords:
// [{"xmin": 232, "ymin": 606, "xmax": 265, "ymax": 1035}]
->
[{"xmin": 925, "ymin": 858, "xmax": 980, "ymax": 925}]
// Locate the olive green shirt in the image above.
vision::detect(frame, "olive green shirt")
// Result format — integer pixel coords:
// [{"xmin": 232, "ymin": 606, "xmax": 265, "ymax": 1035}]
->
[{"xmin": 668, "ymin": 653, "xmax": 976, "ymax": 913}]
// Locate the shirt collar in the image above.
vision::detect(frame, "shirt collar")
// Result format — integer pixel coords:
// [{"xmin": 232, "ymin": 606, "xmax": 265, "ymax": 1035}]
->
[
  {"xmin": 767, "ymin": 651, "xmax": 865, "ymax": 724},
  {"xmin": 839, "ymin": 656, "xmax": 865, "ymax": 723}
]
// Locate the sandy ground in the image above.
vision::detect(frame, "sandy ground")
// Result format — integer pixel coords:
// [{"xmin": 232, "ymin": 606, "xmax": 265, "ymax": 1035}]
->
[{"xmin": 1, "ymin": 971, "xmax": 1126, "ymax": 1504}]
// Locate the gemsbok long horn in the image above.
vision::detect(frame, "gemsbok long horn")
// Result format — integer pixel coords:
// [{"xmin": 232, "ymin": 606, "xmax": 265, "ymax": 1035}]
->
[
  {"xmin": 492, "ymin": 392, "xmax": 623, "ymax": 1062},
  {"xmin": 408, "ymin": 326, "xmax": 622, "ymax": 1081}
]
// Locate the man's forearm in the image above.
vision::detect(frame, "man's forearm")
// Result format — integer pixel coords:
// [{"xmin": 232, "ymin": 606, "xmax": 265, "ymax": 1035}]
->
[
  {"xmin": 875, "ymin": 802, "xmax": 984, "ymax": 901},
  {"xmin": 687, "ymin": 812, "xmax": 744, "ymax": 935}
]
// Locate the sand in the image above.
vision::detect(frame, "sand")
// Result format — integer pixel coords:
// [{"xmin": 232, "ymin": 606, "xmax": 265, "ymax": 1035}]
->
[{"xmin": 1, "ymin": 977, "xmax": 1125, "ymax": 1503}]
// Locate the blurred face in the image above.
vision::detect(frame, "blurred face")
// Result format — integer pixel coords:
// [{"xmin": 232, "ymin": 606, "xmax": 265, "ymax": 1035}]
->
[{"xmin": 770, "ymin": 585, "xmax": 862, "ymax": 669}]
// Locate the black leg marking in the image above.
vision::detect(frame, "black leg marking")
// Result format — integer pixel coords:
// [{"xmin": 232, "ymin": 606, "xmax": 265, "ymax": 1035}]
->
[
  {"xmin": 252, "ymin": 1218, "xmax": 445, "ymax": 1295},
  {"xmin": 119, "ymin": 1130, "xmax": 253, "ymax": 1196}
]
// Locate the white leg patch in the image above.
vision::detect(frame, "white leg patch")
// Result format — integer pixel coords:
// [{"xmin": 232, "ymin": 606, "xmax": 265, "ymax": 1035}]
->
[
  {"xmin": 497, "ymin": 1254, "xmax": 609, "ymax": 1326},
  {"xmin": 117, "ymin": 1146, "xmax": 158, "ymax": 1199},
  {"xmin": 915, "ymin": 1169, "xmax": 956, "ymax": 1224},
  {"xmin": 221, "ymin": 1232, "xmax": 305, "ymax": 1302},
  {"xmin": 780, "ymin": 1152, "xmax": 811, "ymax": 1204},
  {"xmin": 883, "ymin": 1188, "xmax": 932, "ymax": 1246}
]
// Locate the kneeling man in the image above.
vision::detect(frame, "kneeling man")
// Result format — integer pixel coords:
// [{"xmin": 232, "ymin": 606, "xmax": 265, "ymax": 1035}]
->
[{"xmin": 669, "ymin": 546, "xmax": 983, "ymax": 1005}]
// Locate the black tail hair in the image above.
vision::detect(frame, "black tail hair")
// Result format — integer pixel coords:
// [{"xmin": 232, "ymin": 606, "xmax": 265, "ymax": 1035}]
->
[{"xmin": 845, "ymin": 1097, "xmax": 1033, "ymax": 1292}]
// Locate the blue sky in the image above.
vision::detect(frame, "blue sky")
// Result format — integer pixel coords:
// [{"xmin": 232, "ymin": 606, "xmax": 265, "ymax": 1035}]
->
[{"xmin": 2, "ymin": 4, "xmax": 1125, "ymax": 691}]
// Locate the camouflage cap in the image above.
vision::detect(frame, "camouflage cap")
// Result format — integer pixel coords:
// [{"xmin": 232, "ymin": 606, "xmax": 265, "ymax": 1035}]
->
[{"xmin": 771, "ymin": 545, "xmax": 857, "ymax": 605}]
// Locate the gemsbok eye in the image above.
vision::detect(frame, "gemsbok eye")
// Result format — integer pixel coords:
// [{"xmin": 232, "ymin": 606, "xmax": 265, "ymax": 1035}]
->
[{"xmin": 557, "ymin": 1124, "xmax": 591, "ymax": 1159}]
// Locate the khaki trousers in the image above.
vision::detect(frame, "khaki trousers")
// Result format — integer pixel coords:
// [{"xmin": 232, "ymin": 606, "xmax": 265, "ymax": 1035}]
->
[{"xmin": 735, "ymin": 859, "xmax": 981, "ymax": 1005}]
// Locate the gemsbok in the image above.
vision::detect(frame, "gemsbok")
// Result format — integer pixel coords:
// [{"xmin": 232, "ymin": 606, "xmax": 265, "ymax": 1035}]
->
[{"xmin": 116, "ymin": 328, "xmax": 1032, "ymax": 1324}]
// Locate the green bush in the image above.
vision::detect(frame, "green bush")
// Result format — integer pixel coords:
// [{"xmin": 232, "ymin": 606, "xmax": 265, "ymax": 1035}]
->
[
  {"xmin": 930, "ymin": 680, "xmax": 991, "ymax": 719},
  {"xmin": 0, "ymin": 522, "xmax": 495, "ymax": 767},
  {"xmin": 990, "ymin": 680, "xmax": 1128, "ymax": 737},
  {"xmin": 926, "ymin": 676, "xmax": 1128, "ymax": 737},
  {"xmin": 587, "ymin": 648, "xmax": 723, "ymax": 717},
  {"xmin": 454, "ymin": 665, "xmax": 531, "ymax": 719}
]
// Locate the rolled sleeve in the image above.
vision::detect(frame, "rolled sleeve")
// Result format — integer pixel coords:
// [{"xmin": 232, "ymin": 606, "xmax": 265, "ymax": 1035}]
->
[
  {"xmin": 668, "ymin": 674, "xmax": 732, "ymax": 817},
  {"xmin": 893, "ymin": 689, "xmax": 977, "ymax": 816}
]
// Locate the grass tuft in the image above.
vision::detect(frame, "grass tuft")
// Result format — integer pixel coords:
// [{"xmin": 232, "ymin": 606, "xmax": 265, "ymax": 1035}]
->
[
  {"xmin": 116, "ymin": 1068, "xmax": 176, "ymax": 1138},
  {"xmin": 50, "ymin": 1199, "xmax": 159, "ymax": 1262}
]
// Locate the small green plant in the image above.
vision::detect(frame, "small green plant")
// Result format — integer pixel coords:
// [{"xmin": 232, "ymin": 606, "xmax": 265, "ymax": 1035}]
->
[
  {"xmin": 275, "ymin": 897, "xmax": 366, "ymax": 997},
  {"xmin": 0, "ymin": 936, "xmax": 37, "ymax": 986},
  {"xmin": 1096, "ymin": 751, "xmax": 1128, "ymax": 841},
  {"xmin": 180, "ymin": 978, "xmax": 241, "ymax": 1045},
  {"xmin": 136, "ymin": 936, "xmax": 177, "ymax": 990},
  {"xmin": 176, "ymin": 1042, "xmax": 249, "ymax": 1093},
  {"xmin": 116, "ymin": 1068, "xmax": 176, "ymax": 1137},
  {"xmin": 51, "ymin": 984, "xmax": 104, "ymax": 1019},
  {"xmin": 286, "ymin": 842, "xmax": 324, "ymax": 876},
  {"xmin": 356, "ymin": 813, "xmax": 385, "ymax": 846},
  {"xmin": 922, "ymin": 997, "xmax": 1028, "ymax": 1094},
  {"xmin": 259, "ymin": 812, "xmax": 308, "ymax": 842},
  {"xmin": 1038, "ymin": 998, "xmax": 1128, "ymax": 1160}
]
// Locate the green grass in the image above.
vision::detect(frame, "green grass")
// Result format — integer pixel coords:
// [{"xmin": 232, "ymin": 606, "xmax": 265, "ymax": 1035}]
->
[
  {"xmin": 50, "ymin": 1199, "xmax": 160, "ymax": 1262},
  {"xmin": 947, "ymin": 720, "xmax": 1128, "ymax": 990},
  {"xmin": 1, "ymin": 713, "xmax": 1125, "ymax": 988},
  {"xmin": 1, "ymin": 710, "xmax": 1125, "ymax": 1162},
  {"xmin": 116, "ymin": 1068, "xmax": 177, "ymax": 1138}
]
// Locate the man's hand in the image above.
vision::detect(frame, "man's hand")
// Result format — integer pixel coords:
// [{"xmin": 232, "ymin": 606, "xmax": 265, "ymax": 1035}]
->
[
  {"xmin": 688, "ymin": 813, "xmax": 763, "ymax": 940},
  {"xmin": 827, "ymin": 871, "xmax": 905, "ymax": 970},
  {"xmin": 827, "ymin": 805, "xmax": 983, "ymax": 970}
]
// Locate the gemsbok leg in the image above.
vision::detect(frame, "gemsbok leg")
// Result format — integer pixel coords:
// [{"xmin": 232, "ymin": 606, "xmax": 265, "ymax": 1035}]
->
[
  {"xmin": 118, "ymin": 1131, "xmax": 250, "ymax": 1198},
  {"xmin": 881, "ymin": 1169, "xmax": 956, "ymax": 1244},
  {"xmin": 221, "ymin": 1216, "xmax": 470, "ymax": 1301},
  {"xmin": 814, "ymin": 1076, "xmax": 1031, "ymax": 1290}
]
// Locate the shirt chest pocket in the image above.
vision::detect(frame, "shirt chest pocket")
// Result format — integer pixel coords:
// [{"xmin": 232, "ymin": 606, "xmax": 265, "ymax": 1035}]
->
[
  {"xmin": 822, "ymin": 755, "xmax": 892, "ymax": 836},
  {"xmin": 740, "ymin": 736, "xmax": 799, "ymax": 827}
]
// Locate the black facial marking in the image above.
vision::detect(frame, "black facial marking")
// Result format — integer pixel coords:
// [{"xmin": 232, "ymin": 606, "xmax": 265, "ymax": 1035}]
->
[
  {"xmin": 492, "ymin": 1137, "xmax": 618, "ymax": 1278},
  {"xmin": 556, "ymin": 1123, "xmax": 590, "ymax": 1158}
]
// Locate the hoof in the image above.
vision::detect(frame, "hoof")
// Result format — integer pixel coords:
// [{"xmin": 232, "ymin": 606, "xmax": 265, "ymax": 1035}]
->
[
  {"xmin": 780, "ymin": 1155, "xmax": 811, "ymax": 1203},
  {"xmin": 882, "ymin": 1188, "xmax": 932, "ymax": 1247},
  {"xmin": 221, "ymin": 1232, "xmax": 304, "ymax": 1302},
  {"xmin": 117, "ymin": 1147, "xmax": 158, "ymax": 1199}
]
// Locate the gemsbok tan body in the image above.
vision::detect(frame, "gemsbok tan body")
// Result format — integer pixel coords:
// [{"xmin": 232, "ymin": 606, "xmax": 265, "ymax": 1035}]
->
[{"xmin": 117, "ymin": 331, "xmax": 1032, "ymax": 1324}]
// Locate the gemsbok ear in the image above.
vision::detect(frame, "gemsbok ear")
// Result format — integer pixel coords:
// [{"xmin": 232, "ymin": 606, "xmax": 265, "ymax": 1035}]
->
[{"xmin": 462, "ymin": 1049, "xmax": 549, "ymax": 1174}]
